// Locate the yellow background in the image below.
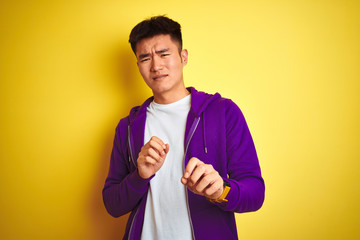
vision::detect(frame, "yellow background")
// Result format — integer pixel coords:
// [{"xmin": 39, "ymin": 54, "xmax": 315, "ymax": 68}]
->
[{"xmin": 1, "ymin": 0, "xmax": 359, "ymax": 239}]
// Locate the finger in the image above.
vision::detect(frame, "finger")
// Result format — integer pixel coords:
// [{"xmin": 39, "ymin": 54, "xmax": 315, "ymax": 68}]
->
[
  {"xmin": 143, "ymin": 155, "xmax": 157, "ymax": 165},
  {"xmin": 164, "ymin": 143, "xmax": 170, "ymax": 154},
  {"xmin": 181, "ymin": 176, "xmax": 188, "ymax": 185},
  {"xmin": 150, "ymin": 136, "xmax": 167, "ymax": 149},
  {"xmin": 205, "ymin": 179, "xmax": 223, "ymax": 197},
  {"xmin": 195, "ymin": 172, "xmax": 218, "ymax": 193},
  {"xmin": 147, "ymin": 147, "xmax": 163, "ymax": 162},
  {"xmin": 148, "ymin": 139, "xmax": 166, "ymax": 156},
  {"xmin": 184, "ymin": 157, "xmax": 202, "ymax": 179},
  {"xmin": 189, "ymin": 164, "xmax": 207, "ymax": 185}
]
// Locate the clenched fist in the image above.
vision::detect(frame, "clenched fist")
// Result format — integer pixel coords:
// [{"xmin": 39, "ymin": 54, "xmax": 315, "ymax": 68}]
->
[
  {"xmin": 137, "ymin": 136, "xmax": 169, "ymax": 179},
  {"xmin": 181, "ymin": 157, "xmax": 224, "ymax": 200}
]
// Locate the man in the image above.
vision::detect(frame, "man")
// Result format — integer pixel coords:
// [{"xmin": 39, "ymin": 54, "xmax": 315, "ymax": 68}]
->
[{"xmin": 103, "ymin": 16, "xmax": 265, "ymax": 240}]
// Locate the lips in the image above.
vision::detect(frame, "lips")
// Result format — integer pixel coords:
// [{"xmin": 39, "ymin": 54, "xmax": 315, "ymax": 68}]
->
[{"xmin": 152, "ymin": 74, "xmax": 168, "ymax": 80}]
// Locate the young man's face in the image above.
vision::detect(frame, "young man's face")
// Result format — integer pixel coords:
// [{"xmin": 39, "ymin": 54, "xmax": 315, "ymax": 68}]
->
[{"xmin": 135, "ymin": 34, "xmax": 188, "ymax": 100}]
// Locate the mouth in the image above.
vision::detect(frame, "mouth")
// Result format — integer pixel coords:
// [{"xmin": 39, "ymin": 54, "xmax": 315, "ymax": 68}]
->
[{"xmin": 152, "ymin": 74, "xmax": 168, "ymax": 81}]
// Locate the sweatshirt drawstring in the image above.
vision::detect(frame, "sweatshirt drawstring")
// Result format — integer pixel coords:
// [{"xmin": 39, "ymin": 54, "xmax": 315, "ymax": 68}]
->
[{"xmin": 202, "ymin": 112, "xmax": 208, "ymax": 154}]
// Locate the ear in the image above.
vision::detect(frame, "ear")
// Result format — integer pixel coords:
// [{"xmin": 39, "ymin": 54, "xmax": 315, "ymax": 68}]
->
[
  {"xmin": 135, "ymin": 53, "xmax": 140, "ymax": 67},
  {"xmin": 181, "ymin": 49, "xmax": 188, "ymax": 66}
]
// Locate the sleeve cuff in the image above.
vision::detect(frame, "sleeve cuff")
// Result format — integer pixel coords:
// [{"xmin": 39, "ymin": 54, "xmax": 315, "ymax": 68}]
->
[
  {"xmin": 127, "ymin": 170, "xmax": 154, "ymax": 194},
  {"xmin": 210, "ymin": 178, "xmax": 239, "ymax": 210}
]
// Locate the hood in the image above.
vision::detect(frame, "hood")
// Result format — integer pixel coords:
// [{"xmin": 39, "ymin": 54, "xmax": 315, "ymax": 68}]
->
[
  {"xmin": 188, "ymin": 87, "xmax": 221, "ymax": 117},
  {"xmin": 186, "ymin": 87, "xmax": 221, "ymax": 154}
]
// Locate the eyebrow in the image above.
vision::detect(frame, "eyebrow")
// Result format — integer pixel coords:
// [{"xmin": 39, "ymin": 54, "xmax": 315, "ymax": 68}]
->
[
  {"xmin": 156, "ymin": 48, "xmax": 169, "ymax": 54},
  {"xmin": 138, "ymin": 48, "xmax": 170, "ymax": 60}
]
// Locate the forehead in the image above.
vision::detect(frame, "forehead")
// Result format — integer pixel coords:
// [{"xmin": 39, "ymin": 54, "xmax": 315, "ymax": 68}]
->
[{"xmin": 135, "ymin": 34, "xmax": 180, "ymax": 55}]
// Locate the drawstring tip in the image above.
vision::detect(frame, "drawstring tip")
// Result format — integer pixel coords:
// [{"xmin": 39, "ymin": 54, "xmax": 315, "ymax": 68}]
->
[{"xmin": 204, "ymin": 147, "xmax": 208, "ymax": 154}]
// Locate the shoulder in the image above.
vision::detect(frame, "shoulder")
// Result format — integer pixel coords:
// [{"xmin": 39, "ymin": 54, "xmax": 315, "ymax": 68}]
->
[
  {"xmin": 115, "ymin": 96, "xmax": 153, "ymax": 130},
  {"xmin": 223, "ymin": 98, "xmax": 244, "ymax": 117},
  {"xmin": 114, "ymin": 105, "xmax": 140, "ymax": 135},
  {"xmin": 213, "ymin": 97, "xmax": 247, "ymax": 130},
  {"xmin": 211, "ymin": 96, "xmax": 244, "ymax": 117}
]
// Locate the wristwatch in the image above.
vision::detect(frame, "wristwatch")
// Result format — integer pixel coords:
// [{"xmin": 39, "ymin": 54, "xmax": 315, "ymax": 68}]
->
[{"xmin": 208, "ymin": 180, "xmax": 231, "ymax": 203}]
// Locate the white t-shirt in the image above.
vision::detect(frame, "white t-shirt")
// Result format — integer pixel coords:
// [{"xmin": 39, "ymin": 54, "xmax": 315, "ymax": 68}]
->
[{"xmin": 141, "ymin": 94, "xmax": 192, "ymax": 240}]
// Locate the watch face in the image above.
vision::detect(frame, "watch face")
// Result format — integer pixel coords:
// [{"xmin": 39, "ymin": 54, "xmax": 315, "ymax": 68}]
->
[{"xmin": 223, "ymin": 180, "xmax": 230, "ymax": 187}]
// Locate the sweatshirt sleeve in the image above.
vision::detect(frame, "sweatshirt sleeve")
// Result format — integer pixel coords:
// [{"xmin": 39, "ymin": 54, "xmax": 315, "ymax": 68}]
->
[
  {"xmin": 102, "ymin": 119, "xmax": 150, "ymax": 218},
  {"xmin": 216, "ymin": 99, "xmax": 265, "ymax": 213}
]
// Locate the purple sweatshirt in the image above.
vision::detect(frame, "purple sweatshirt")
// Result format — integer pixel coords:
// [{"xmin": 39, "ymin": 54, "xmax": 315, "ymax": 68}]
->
[{"xmin": 103, "ymin": 87, "xmax": 265, "ymax": 240}]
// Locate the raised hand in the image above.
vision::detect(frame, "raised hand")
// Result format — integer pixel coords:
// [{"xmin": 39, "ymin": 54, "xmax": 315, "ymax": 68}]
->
[
  {"xmin": 137, "ymin": 136, "xmax": 169, "ymax": 179},
  {"xmin": 181, "ymin": 157, "xmax": 224, "ymax": 200}
]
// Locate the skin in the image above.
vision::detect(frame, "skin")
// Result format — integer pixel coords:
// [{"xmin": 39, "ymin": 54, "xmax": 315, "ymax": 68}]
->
[
  {"xmin": 181, "ymin": 157, "xmax": 224, "ymax": 200},
  {"xmin": 136, "ymin": 34, "xmax": 189, "ymax": 104},
  {"xmin": 135, "ymin": 34, "xmax": 224, "ymax": 200},
  {"xmin": 137, "ymin": 136, "xmax": 170, "ymax": 180}
]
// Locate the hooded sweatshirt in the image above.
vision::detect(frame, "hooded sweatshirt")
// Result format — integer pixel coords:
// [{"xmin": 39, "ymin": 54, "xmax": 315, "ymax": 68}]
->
[{"xmin": 103, "ymin": 87, "xmax": 265, "ymax": 240}]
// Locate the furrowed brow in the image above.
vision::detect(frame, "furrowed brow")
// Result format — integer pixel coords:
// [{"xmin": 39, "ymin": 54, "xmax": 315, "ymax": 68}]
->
[
  {"xmin": 156, "ymin": 48, "xmax": 169, "ymax": 54},
  {"xmin": 138, "ymin": 48, "xmax": 169, "ymax": 59},
  {"xmin": 138, "ymin": 53, "xmax": 150, "ymax": 59}
]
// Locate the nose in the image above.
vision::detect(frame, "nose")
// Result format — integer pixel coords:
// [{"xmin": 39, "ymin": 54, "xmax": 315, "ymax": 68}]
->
[{"xmin": 150, "ymin": 56, "xmax": 163, "ymax": 72}]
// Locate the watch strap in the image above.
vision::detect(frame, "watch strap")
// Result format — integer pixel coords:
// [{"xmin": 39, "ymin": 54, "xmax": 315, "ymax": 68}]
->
[{"xmin": 207, "ymin": 180, "xmax": 231, "ymax": 203}]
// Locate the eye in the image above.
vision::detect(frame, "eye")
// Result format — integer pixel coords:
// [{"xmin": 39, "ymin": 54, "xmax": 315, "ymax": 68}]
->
[
  {"xmin": 140, "ymin": 58, "xmax": 150, "ymax": 62},
  {"xmin": 161, "ymin": 54, "xmax": 170, "ymax": 57}
]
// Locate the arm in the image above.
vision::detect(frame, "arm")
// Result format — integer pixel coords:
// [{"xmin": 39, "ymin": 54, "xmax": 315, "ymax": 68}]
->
[
  {"xmin": 221, "ymin": 99, "xmax": 265, "ymax": 213},
  {"xmin": 102, "ymin": 122, "xmax": 150, "ymax": 217},
  {"xmin": 102, "ymin": 121, "xmax": 170, "ymax": 218},
  {"xmin": 181, "ymin": 99, "xmax": 265, "ymax": 213}
]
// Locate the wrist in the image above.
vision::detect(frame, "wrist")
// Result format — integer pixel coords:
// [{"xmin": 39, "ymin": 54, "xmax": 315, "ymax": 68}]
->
[
  {"xmin": 137, "ymin": 166, "xmax": 155, "ymax": 179},
  {"xmin": 207, "ymin": 180, "xmax": 231, "ymax": 203}
]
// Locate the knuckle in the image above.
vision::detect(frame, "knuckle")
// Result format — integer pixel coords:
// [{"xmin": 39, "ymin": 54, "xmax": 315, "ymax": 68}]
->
[
  {"xmin": 205, "ymin": 188, "xmax": 213, "ymax": 195},
  {"xmin": 202, "ymin": 176, "xmax": 210, "ymax": 184},
  {"xmin": 205, "ymin": 189, "xmax": 213, "ymax": 196},
  {"xmin": 199, "ymin": 165, "xmax": 205, "ymax": 171},
  {"xmin": 191, "ymin": 176, "xmax": 199, "ymax": 184},
  {"xmin": 147, "ymin": 148, "xmax": 153, "ymax": 155},
  {"xmin": 195, "ymin": 184, "xmax": 203, "ymax": 192},
  {"xmin": 205, "ymin": 164, "xmax": 213, "ymax": 171},
  {"xmin": 211, "ymin": 183, "xmax": 219, "ymax": 191}
]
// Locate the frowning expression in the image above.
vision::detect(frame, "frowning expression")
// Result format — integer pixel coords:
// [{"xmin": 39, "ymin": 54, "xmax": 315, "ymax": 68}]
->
[{"xmin": 136, "ymin": 34, "xmax": 188, "ymax": 98}]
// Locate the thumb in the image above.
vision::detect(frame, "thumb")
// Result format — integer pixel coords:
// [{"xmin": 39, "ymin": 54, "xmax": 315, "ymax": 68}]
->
[{"xmin": 165, "ymin": 143, "xmax": 170, "ymax": 154}]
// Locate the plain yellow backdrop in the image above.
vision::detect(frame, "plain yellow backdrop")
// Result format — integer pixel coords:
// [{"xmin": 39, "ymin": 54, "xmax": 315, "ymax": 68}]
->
[{"xmin": 1, "ymin": 0, "xmax": 359, "ymax": 239}]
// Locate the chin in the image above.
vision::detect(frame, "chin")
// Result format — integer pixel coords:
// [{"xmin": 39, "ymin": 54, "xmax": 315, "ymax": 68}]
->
[
  {"xmin": 149, "ymin": 83, "xmax": 173, "ymax": 93},
  {"xmin": 151, "ymin": 87, "xmax": 171, "ymax": 95}
]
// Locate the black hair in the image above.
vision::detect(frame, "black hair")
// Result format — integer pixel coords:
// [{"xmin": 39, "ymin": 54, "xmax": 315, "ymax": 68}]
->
[{"xmin": 129, "ymin": 15, "xmax": 182, "ymax": 54}]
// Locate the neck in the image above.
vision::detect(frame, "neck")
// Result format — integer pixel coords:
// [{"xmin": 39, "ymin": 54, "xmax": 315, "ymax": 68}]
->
[{"xmin": 153, "ymin": 87, "xmax": 190, "ymax": 104}]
